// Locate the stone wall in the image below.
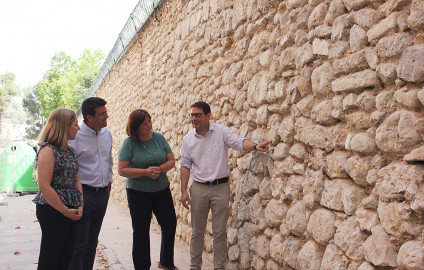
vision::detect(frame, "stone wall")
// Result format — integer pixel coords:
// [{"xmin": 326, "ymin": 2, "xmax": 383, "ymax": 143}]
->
[{"xmin": 94, "ymin": 0, "xmax": 424, "ymax": 269}]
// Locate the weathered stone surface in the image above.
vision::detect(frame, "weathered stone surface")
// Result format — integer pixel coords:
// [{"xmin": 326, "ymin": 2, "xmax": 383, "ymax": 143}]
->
[
  {"xmin": 247, "ymin": 72, "xmax": 270, "ymax": 107},
  {"xmin": 345, "ymin": 155, "xmax": 372, "ymax": 186},
  {"xmin": 329, "ymin": 41, "xmax": 350, "ymax": 59},
  {"xmin": 350, "ymin": 24, "xmax": 368, "ymax": 51},
  {"xmin": 298, "ymin": 66, "xmax": 313, "ymax": 97},
  {"xmin": 343, "ymin": 0, "xmax": 372, "ymax": 11},
  {"xmin": 394, "ymin": 87, "xmax": 422, "ymax": 109},
  {"xmin": 272, "ymin": 143, "xmax": 290, "ymax": 160},
  {"xmin": 375, "ymin": 110, "xmax": 422, "ymax": 154},
  {"xmin": 289, "ymin": 143, "xmax": 307, "ymax": 160},
  {"xmin": 321, "ymin": 179, "xmax": 350, "ymax": 211},
  {"xmin": 295, "ymin": 117, "xmax": 342, "ymax": 151},
  {"xmin": 325, "ymin": 150, "xmax": 350, "ymax": 178},
  {"xmin": 333, "ymin": 50, "xmax": 369, "ymax": 75},
  {"xmin": 379, "ymin": 0, "xmax": 411, "ymax": 16},
  {"xmin": 367, "ymin": 12, "xmax": 399, "ymax": 43},
  {"xmin": 286, "ymin": 202, "xmax": 309, "ymax": 236},
  {"xmin": 353, "ymin": 8, "xmax": 383, "ymax": 29},
  {"xmin": 311, "ymin": 100, "xmax": 337, "ymax": 125},
  {"xmin": 297, "ymin": 240, "xmax": 324, "ymax": 270},
  {"xmin": 281, "ymin": 236, "xmax": 302, "ymax": 268},
  {"xmin": 325, "ymin": 0, "xmax": 347, "ymax": 24},
  {"xmin": 350, "ymin": 132, "xmax": 376, "ymax": 155},
  {"xmin": 278, "ymin": 116, "xmax": 295, "ymax": 144},
  {"xmin": 358, "ymin": 262, "xmax": 376, "ymax": 270},
  {"xmin": 407, "ymin": 0, "xmax": 424, "ymax": 31},
  {"xmin": 312, "ymin": 38, "xmax": 330, "ymax": 55},
  {"xmin": 376, "ymin": 33, "xmax": 413, "ymax": 59},
  {"xmin": 375, "ymin": 162, "xmax": 424, "ymax": 202},
  {"xmin": 397, "ymin": 44, "xmax": 424, "ymax": 82},
  {"xmin": 356, "ymin": 207, "xmax": 379, "ymax": 231},
  {"xmin": 309, "ymin": 3, "xmax": 328, "ymax": 28},
  {"xmin": 332, "ymin": 14, "xmax": 354, "ymax": 41},
  {"xmin": 363, "ymin": 225, "xmax": 398, "ymax": 267},
  {"xmin": 376, "ymin": 63, "xmax": 397, "ymax": 85},
  {"xmin": 397, "ymin": 240, "xmax": 424, "ymax": 270},
  {"xmin": 287, "ymin": 0, "xmax": 308, "ymax": 9},
  {"xmin": 334, "ymin": 217, "xmax": 367, "ymax": 260},
  {"xmin": 404, "ymin": 145, "xmax": 424, "ymax": 162},
  {"xmin": 302, "ymin": 169, "xmax": 325, "ymax": 208},
  {"xmin": 378, "ymin": 200, "xmax": 424, "ymax": 237},
  {"xmin": 341, "ymin": 182, "xmax": 367, "ymax": 215},
  {"xmin": 296, "ymin": 43, "xmax": 314, "ymax": 69},
  {"xmin": 264, "ymin": 199, "xmax": 288, "ymax": 227},
  {"xmin": 357, "ymin": 91, "xmax": 376, "ymax": 112},
  {"xmin": 320, "ymin": 244, "xmax": 348, "ymax": 270},
  {"xmin": 312, "ymin": 62, "xmax": 334, "ymax": 97},
  {"xmin": 332, "ymin": 69, "xmax": 380, "ymax": 93},
  {"xmin": 307, "ymin": 208, "xmax": 336, "ymax": 245},
  {"xmin": 364, "ymin": 47, "xmax": 379, "ymax": 69},
  {"xmin": 418, "ymin": 88, "xmax": 424, "ymax": 106}
]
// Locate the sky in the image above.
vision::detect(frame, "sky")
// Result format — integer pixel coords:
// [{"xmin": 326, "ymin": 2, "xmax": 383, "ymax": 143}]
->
[{"xmin": 0, "ymin": 0, "xmax": 139, "ymax": 88}]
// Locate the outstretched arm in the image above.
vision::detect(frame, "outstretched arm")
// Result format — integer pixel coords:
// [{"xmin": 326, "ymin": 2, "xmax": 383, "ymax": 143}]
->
[{"xmin": 242, "ymin": 140, "xmax": 272, "ymax": 152}]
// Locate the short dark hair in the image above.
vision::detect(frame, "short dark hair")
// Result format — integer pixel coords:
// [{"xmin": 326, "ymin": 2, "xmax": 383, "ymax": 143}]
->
[
  {"xmin": 82, "ymin": 97, "xmax": 107, "ymax": 122},
  {"xmin": 126, "ymin": 109, "xmax": 151, "ymax": 140},
  {"xmin": 191, "ymin": 101, "xmax": 211, "ymax": 114}
]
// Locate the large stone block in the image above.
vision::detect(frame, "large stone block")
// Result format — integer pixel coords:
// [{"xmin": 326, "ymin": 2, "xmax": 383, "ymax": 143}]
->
[
  {"xmin": 333, "ymin": 50, "xmax": 368, "ymax": 75},
  {"xmin": 363, "ymin": 226, "xmax": 398, "ymax": 267},
  {"xmin": 307, "ymin": 208, "xmax": 336, "ymax": 245},
  {"xmin": 320, "ymin": 244, "xmax": 349, "ymax": 270},
  {"xmin": 312, "ymin": 62, "xmax": 334, "ymax": 96},
  {"xmin": 397, "ymin": 240, "xmax": 424, "ymax": 270},
  {"xmin": 353, "ymin": 7, "xmax": 383, "ymax": 29},
  {"xmin": 377, "ymin": 200, "xmax": 424, "ymax": 237},
  {"xmin": 286, "ymin": 202, "xmax": 309, "ymax": 236},
  {"xmin": 296, "ymin": 240, "xmax": 324, "ymax": 270},
  {"xmin": 334, "ymin": 217, "xmax": 367, "ymax": 260},
  {"xmin": 375, "ymin": 110, "xmax": 422, "ymax": 155},
  {"xmin": 397, "ymin": 44, "xmax": 424, "ymax": 82},
  {"xmin": 367, "ymin": 12, "xmax": 399, "ymax": 43},
  {"xmin": 332, "ymin": 69, "xmax": 380, "ymax": 93},
  {"xmin": 376, "ymin": 33, "xmax": 413, "ymax": 59},
  {"xmin": 407, "ymin": 0, "xmax": 424, "ymax": 31},
  {"xmin": 375, "ymin": 162, "xmax": 424, "ymax": 202}
]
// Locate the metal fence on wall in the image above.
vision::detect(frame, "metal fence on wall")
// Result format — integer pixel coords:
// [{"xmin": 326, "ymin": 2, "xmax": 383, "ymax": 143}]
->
[{"xmin": 85, "ymin": 0, "xmax": 164, "ymax": 99}]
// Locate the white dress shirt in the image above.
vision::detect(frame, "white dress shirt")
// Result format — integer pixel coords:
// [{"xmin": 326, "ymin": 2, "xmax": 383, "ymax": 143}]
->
[
  {"xmin": 181, "ymin": 123, "xmax": 245, "ymax": 183},
  {"xmin": 69, "ymin": 121, "xmax": 113, "ymax": 187}
]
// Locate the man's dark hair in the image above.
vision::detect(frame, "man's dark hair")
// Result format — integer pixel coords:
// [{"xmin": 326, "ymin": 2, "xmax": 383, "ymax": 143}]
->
[
  {"xmin": 126, "ymin": 109, "xmax": 152, "ymax": 140},
  {"xmin": 191, "ymin": 101, "xmax": 211, "ymax": 114},
  {"xmin": 82, "ymin": 97, "xmax": 107, "ymax": 122}
]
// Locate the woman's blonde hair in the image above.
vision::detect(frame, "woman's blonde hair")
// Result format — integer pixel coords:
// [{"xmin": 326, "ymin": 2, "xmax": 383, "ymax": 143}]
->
[{"xmin": 38, "ymin": 108, "xmax": 76, "ymax": 150}]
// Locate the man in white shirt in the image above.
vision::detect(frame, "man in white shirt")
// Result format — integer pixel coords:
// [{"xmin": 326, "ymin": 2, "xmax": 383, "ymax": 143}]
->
[
  {"xmin": 180, "ymin": 101, "xmax": 270, "ymax": 270},
  {"xmin": 68, "ymin": 97, "xmax": 113, "ymax": 270}
]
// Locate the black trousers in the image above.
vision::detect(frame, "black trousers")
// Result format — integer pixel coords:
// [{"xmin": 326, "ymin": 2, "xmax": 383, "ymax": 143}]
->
[
  {"xmin": 36, "ymin": 204, "xmax": 77, "ymax": 270},
  {"xmin": 126, "ymin": 186, "xmax": 177, "ymax": 270},
  {"xmin": 69, "ymin": 186, "xmax": 110, "ymax": 270}
]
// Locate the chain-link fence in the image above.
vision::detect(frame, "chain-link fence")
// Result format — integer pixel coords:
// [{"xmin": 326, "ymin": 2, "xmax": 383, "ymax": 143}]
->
[{"xmin": 86, "ymin": 0, "xmax": 164, "ymax": 99}]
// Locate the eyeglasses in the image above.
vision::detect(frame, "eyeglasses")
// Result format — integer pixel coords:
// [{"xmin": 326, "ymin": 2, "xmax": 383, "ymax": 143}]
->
[{"xmin": 188, "ymin": 113, "xmax": 205, "ymax": 118}]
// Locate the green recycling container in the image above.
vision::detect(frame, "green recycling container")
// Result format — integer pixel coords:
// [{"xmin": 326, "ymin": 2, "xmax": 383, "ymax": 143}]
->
[{"xmin": 0, "ymin": 142, "xmax": 39, "ymax": 192}]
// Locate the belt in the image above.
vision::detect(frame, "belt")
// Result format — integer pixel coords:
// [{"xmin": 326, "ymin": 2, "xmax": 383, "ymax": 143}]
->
[
  {"xmin": 196, "ymin": 177, "xmax": 229, "ymax": 186},
  {"xmin": 82, "ymin": 184, "xmax": 108, "ymax": 192}
]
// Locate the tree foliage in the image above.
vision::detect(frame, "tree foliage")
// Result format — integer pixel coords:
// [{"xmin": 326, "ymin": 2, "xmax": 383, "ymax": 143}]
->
[
  {"xmin": 23, "ymin": 49, "xmax": 104, "ymax": 138},
  {"xmin": 0, "ymin": 72, "xmax": 20, "ymax": 114},
  {"xmin": 33, "ymin": 49, "xmax": 104, "ymax": 118}
]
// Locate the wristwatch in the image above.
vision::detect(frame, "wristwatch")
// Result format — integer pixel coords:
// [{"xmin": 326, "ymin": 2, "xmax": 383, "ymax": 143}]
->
[{"xmin": 254, "ymin": 143, "xmax": 258, "ymax": 151}]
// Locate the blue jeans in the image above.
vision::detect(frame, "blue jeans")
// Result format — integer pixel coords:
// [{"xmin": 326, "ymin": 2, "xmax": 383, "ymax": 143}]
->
[{"xmin": 126, "ymin": 186, "xmax": 177, "ymax": 270}]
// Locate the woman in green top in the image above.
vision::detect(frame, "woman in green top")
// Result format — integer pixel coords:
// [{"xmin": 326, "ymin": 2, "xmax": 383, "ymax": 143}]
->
[{"xmin": 118, "ymin": 109, "xmax": 178, "ymax": 270}]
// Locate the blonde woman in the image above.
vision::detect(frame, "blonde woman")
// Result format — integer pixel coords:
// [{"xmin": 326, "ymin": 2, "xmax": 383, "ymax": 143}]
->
[{"xmin": 33, "ymin": 108, "xmax": 83, "ymax": 270}]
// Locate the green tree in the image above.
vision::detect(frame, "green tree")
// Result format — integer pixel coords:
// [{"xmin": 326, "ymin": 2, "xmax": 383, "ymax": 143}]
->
[
  {"xmin": 22, "ymin": 89, "xmax": 44, "ymax": 140},
  {"xmin": 0, "ymin": 72, "xmax": 20, "ymax": 114},
  {"xmin": 0, "ymin": 72, "xmax": 21, "ymax": 129},
  {"xmin": 34, "ymin": 49, "xmax": 104, "ymax": 118}
]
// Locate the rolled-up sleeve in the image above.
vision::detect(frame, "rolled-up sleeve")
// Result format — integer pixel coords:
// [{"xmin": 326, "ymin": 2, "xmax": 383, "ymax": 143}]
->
[{"xmin": 180, "ymin": 138, "xmax": 192, "ymax": 169}]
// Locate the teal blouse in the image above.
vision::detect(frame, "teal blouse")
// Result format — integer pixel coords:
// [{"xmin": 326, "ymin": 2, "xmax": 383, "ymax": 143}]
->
[{"xmin": 118, "ymin": 132, "xmax": 172, "ymax": 192}]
